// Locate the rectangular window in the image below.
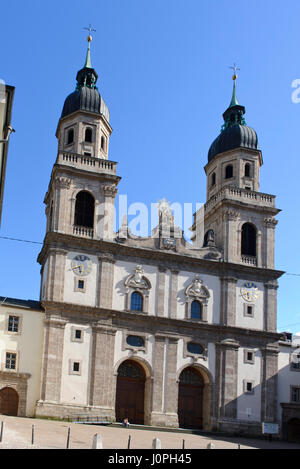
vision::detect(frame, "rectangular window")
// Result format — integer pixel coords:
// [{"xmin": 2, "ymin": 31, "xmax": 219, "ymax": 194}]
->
[
  {"xmin": 75, "ymin": 329, "xmax": 82, "ymax": 340},
  {"xmin": 78, "ymin": 280, "xmax": 84, "ymax": 290},
  {"xmin": 5, "ymin": 353, "xmax": 17, "ymax": 370},
  {"xmin": 291, "ymin": 387, "xmax": 300, "ymax": 402},
  {"xmin": 8, "ymin": 316, "xmax": 19, "ymax": 333},
  {"xmin": 73, "ymin": 362, "xmax": 80, "ymax": 373},
  {"xmin": 246, "ymin": 382, "xmax": 253, "ymax": 392},
  {"xmin": 247, "ymin": 352, "xmax": 253, "ymax": 362}
]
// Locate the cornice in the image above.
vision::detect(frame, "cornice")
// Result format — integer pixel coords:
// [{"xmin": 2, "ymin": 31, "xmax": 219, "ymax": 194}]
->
[
  {"xmin": 37, "ymin": 231, "xmax": 285, "ymax": 282},
  {"xmin": 41, "ymin": 300, "xmax": 283, "ymax": 343}
]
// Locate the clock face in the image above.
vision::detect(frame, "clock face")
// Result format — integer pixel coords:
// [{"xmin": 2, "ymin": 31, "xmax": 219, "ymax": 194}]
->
[
  {"xmin": 241, "ymin": 282, "xmax": 258, "ymax": 302},
  {"xmin": 71, "ymin": 255, "xmax": 92, "ymax": 277}
]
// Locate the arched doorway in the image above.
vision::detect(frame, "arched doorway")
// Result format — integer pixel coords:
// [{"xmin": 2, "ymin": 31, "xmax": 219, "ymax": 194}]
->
[
  {"xmin": 115, "ymin": 360, "xmax": 146, "ymax": 424},
  {"xmin": 178, "ymin": 367, "xmax": 204, "ymax": 429},
  {"xmin": 0, "ymin": 387, "xmax": 19, "ymax": 416},
  {"xmin": 287, "ymin": 418, "xmax": 300, "ymax": 443}
]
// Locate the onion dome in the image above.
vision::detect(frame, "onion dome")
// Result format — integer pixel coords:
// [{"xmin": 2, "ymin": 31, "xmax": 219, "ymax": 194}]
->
[
  {"xmin": 208, "ymin": 76, "xmax": 258, "ymax": 162},
  {"xmin": 61, "ymin": 35, "xmax": 110, "ymax": 122}
]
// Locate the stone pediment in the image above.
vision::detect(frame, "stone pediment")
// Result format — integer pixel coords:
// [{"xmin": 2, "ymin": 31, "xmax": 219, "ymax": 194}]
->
[
  {"xmin": 125, "ymin": 265, "xmax": 151, "ymax": 291},
  {"xmin": 185, "ymin": 276, "xmax": 210, "ymax": 299}
]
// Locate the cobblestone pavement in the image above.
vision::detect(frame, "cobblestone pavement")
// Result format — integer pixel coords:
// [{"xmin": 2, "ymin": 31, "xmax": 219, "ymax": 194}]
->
[{"xmin": 0, "ymin": 415, "xmax": 299, "ymax": 449}]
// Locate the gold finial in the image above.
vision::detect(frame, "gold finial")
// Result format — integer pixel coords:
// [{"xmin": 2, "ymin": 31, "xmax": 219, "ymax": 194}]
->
[
  {"xmin": 84, "ymin": 24, "xmax": 96, "ymax": 43},
  {"xmin": 229, "ymin": 63, "xmax": 240, "ymax": 81}
]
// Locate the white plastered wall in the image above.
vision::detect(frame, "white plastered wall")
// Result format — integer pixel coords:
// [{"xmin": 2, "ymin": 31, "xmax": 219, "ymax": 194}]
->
[
  {"xmin": 237, "ymin": 347, "xmax": 262, "ymax": 421},
  {"xmin": 63, "ymin": 251, "xmax": 98, "ymax": 306},
  {"xmin": 60, "ymin": 323, "xmax": 92, "ymax": 405},
  {"xmin": 0, "ymin": 305, "xmax": 44, "ymax": 416},
  {"xmin": 235, "ymin": 280, "xmax": 264, "ymax": 330}
]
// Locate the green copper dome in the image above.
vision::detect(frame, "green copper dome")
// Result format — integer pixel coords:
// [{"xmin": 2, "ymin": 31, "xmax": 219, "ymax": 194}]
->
[
  {"xmin": 61, "ymin": 43, "xmax": 110, "ymax": 123},
  {"xmin": 208, "ymin": 80, "xmax": 258, "ymax": 162}
]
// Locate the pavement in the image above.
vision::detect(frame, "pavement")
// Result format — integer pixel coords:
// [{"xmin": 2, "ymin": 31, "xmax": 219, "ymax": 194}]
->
[{"xmin": 0, "ymin": 415, "xmax": 299, "ymax": 449}]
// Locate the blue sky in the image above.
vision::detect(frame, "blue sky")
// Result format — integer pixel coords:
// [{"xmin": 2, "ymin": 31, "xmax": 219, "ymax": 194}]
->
[{"xmin": 1, "ymin": 0, "xmax": 299, "ymax": 332}]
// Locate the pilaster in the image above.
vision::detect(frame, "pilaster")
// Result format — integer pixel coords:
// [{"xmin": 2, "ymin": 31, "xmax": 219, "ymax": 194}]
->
[
  {"xmin": 156, "ymin": 266, "xmax": 166, "ymax": 317},
  {"xmin": 40, "ymin": 317, "xmax": 66, "ymax": 403},
  {"xmin": 89, "ymin": 325, "xmax": 117, "ymax": 418},
  {"xmin": 220, "ymin": 276, "xmax": 237, "ymax": 326},
  {"xmin": 263, "ymin": 280, "xmax": 278, "ymax": 333},
  {"xmin": 215, "ymin": 339, "xmax": 239, "ymax": 421},
  {"xmin": 261, "ymin": 344, "xmax": 279, "ymax": 423},
  {"xmin": 97, "ymin": 254, "xmax": 115, "ymax": 309}
]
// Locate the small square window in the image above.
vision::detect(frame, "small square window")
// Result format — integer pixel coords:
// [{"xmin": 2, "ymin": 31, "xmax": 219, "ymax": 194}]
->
[
  {"xmin": 244, "ymin": 380, "xmax": 255, "ymax": 394},
  {"xmin": 73, "ymin": 362, "xmax": 80, "ymax": 373},
  {"xmin": 5, "ymin": 353, "xmax": 17, "ymax": 370},
  {"xmin": 244, "ymin": 303, "xmax": 254, "ymax": 318},
  {"xmin": 8, "ymin": 316, "xmax": 19, "ymax": 333}
]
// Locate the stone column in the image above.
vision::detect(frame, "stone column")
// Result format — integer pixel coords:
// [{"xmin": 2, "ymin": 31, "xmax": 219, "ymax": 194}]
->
[
  {"xmin": 263, "ymin": 218, "xmax": 278, "ymax": 269},
  {"xmin": 156, "ymin": 266, "xmax": 166, "ymax": 317},
  {"xmin": 99, "ymin": 184, "xmax": 118, "ymax": 241},
  {"xmin": 150, "ymin": 335, "xmax": 179, "ymax": 427},
  {"xmin": 222, "ymin": 210, "xmax": 239, "ymax": 263},
  {"xmin": 40, "ymin": 316, "xmax": 66, "ymax": 403},
  {"xmin": 220, "ymin": 276, "xmax": 237, "ymax": 327},
  {"xmin": 263, "ymin": 280, "xmax": 278, "ymax": 333},
  {"xmin": 97, "ymin": 254, "xmax": 115, "ymax": 309},
  {"xmin": 261, "ymin": 344, "xmax": 279, "ymax": 423},
  {"xmin": 54, "ymin": 176, "xmax": 72, "ymax": 233},
  {"xmin": 169, "ymin": 269, "xmax": 179, "ymax": 319},
  {"xmin": 150, "ymin": 336, "xmax": 165, "ymax": 425},
  {"xmin": 215, "ymin": 339, "xmax": 240, "ymax": 421},
  {"xmin": 164, "ymin": 338, "xmax": 179, "ymax": 427},
  {"xmin": 89, "ymin": 325, "xmax": 117, "ymax": 419}
]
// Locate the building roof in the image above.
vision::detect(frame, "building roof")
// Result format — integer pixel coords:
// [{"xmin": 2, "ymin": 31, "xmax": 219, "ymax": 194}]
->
[
  {"xmin": 60, "ymin": 38, "xmax": 110, "ymax": 123},
  {"xmin": 207, "ymin": 79, "xmax": 259, "ymax": 162},
  {"xmin": 0, "ymin": 296, "xmax": 43, "ymax": 311}
]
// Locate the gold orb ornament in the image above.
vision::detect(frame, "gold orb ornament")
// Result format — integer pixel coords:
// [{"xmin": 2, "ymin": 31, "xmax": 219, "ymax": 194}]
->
[
  {"xmin": 232, "ymin": 74, "xmax": 237, "ymax": 81},
  {"xmin": 87, "ymin": 35, "xmax": 92, "ymax": 42}
]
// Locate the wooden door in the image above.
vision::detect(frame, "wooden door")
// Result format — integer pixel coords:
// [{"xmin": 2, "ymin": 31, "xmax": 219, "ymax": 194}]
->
[
  {"xmin": 178, "ymin": 367, "xmax": 204, "ymax": 429},
  {"xmin": 115, "ymin": 361, "xmax": 145, "ymax": 425},
  {"xmin": 0, "ymin": 387, "xmax": 19, "ymax": 416}
]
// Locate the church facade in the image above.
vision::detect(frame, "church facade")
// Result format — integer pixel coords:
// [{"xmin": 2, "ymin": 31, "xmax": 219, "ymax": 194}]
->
[{"xmin": 27, "ymin": 39, "xmax": 286, "ymax": 435}]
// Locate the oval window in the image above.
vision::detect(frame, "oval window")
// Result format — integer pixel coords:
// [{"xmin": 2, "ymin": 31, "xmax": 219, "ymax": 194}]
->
[
  {"xmin": 126, "ymin": 335, "xmax": 145, "ymax": 347},
  {"xmin": 187, "ymin": 342, "xmax": 204, "ymax": 355}
]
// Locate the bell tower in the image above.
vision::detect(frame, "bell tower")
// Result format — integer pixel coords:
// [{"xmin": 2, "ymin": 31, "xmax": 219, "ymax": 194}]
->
[
  {"xmin": 192, "ymin": 72, "xmax": 280, "ymax": 270},
  {"xmin": 39, "ymin": 33, "xmax": 120, "ymax": 304}
]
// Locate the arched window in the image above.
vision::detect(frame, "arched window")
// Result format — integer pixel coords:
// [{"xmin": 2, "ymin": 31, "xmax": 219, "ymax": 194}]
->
[
  {"xmin": 225, "ymin": 164, "xmax": 233, "ymax": 179},
  {"xmin": 101, "ymin": 135, "xmax": 106, "ymax": 152},
  {"xmin": 130, "ymin": 292, "xmax": 143, "ymax": 312},
  {"xmin": 241, "ymin": 223, "xmax": 257, "ymax": 257},
  {"xmin": 67, "ymin": 128, "xmax": 74, "ymax": 145},
  {"xmin": 191, "ymin": 300, "xmax": 202, "ymax": 320},
  {"xmin": 85, "ymin": 128, "xmax": 92, "ymax": 143},
  {"xmin": 245, "ymin": 163, "xmax": 251, "ymax": 178},
  {"xmin": 203, "ymin": 229, "xmax": 215, "ymax": 247},
  {"xmin": 74, "ymin": 191, "xmax": 95, "ymax": 228},
  {"xmin": 211, "ymin": 172, "xmax": 216, "ymax": 187}
]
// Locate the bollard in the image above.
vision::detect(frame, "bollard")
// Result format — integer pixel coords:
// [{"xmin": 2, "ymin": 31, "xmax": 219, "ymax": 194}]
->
[
  {"xmin": 66, "ymin": 427, "xmax": 71, "ymax": 449},
  {"xmin": 152, "ymin": 438, "xmax": 161, "ymax": 449},
  {"xmin": 206, "ymin": 442, "xmax": 215, "ymax": 449},
  {"xmin": 0, "ymin": 422, "xmax": 3, "ymax": 443},
  {"xmin": 127, "ymin": 435, "xmax": 131, "ymax": 449},
  {"xmin": 182, "ymin": 439, "xmax": 185, "ymax": 449},
  {"xmin": 31, "ymin": 425, "xmax": 35, "ymax": 445},
  {"xmin": 92, "ymin": 433, "xmax": 103, "ymax": 449}
]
